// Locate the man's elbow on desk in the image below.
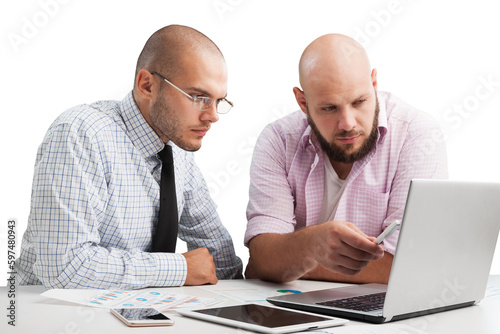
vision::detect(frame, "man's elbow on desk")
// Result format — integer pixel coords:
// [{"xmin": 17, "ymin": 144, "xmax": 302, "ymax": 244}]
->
[
  {"xmin": 245, "ymin": 258, "xmax": 313, "ymax": 283},
  {"xmin": 245, "ymin": 233, "xmax": 320, "ymax": 283}
]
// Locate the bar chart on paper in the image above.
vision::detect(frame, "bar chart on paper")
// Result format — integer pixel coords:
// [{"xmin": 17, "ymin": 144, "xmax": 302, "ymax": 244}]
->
[{"xmin": 42, "ymin": 288, "xmax": 222, "ymax": 312}]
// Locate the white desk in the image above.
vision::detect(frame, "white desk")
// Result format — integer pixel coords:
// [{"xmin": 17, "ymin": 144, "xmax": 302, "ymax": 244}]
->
[{"xmin": 2, "ymin": 276, "xmax": 500, "ymax": 333}]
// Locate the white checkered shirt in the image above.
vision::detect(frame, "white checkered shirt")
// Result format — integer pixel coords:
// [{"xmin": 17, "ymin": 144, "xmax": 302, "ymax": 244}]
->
[{"xmin": 15, "ymin": 91, "xmax": 242, "ymax": 289}]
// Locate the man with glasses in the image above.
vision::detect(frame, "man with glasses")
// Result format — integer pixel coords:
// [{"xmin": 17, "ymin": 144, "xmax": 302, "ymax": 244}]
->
[
  {"xmin": 15, "ymin": 25, "xmax": 242, "ymax": 289},
  {"xmin": 244, "ymin": 34, "xmax": 447, "ymax": 284}
]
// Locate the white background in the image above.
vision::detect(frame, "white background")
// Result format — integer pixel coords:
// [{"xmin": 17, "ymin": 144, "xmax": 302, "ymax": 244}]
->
[{"xmin": 1, "ymin": 0, "xmax": 500, "ymax": 284}]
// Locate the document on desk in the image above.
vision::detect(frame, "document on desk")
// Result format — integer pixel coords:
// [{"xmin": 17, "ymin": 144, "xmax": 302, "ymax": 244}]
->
[
  {"xmin": 301, "ymin": 323, "xmax": 429, "ymax": 333},
  {"xmin": 200, "ymin": 280, "xmax": 306, "ymax": 302},
  {"xmin": 41, "ymin": 288, "xmax": 222, "ymax": 312},
  {"xmin": 485, "ymin": 283, "xmax": 500, "ymax": 299}
]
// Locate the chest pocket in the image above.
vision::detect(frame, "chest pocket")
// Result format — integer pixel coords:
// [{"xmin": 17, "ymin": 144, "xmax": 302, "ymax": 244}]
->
[{"xmin": 337, "ymin": 188, "xmax": 390, "ymax": 236}]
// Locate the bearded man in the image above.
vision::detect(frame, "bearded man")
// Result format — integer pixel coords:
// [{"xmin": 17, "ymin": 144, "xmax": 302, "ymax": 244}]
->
[{"xmin": 244, "ymin": 34, "xmax": 447, "ymax": 284}]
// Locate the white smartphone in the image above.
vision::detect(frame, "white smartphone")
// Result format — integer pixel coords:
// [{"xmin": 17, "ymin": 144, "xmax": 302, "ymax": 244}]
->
[
  {"xmin": 110, "ymin": 308, "xmax": 174, "ymax": 327},
  {"xmin": 178, "ymin": 303, "xmax": 348, "ymax": 334}
]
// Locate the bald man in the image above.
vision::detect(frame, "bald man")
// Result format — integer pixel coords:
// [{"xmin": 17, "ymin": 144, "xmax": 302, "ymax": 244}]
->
[
  {"xmin": 244, "ymin": 34, "xmax": 447, "ymax": 284},
  {"xmin": 15, "ymin": 25, "xmax": 242, "ymax": 289}
]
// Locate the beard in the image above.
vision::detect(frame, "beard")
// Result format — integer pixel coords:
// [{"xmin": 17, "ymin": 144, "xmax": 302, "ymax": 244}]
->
[
  {"xmin": 149, "ymin": 92, "xmax": 207, "ymax": 152},
  {"xmin": 307, "ymin": 97, "xmax": 380, "ymax": 164}
]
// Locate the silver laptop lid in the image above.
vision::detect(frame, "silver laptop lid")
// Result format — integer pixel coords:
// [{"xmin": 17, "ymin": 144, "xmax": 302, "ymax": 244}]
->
[{"xmin": 383, "ymin": 179, "xmax": 500, "ymax": 321}]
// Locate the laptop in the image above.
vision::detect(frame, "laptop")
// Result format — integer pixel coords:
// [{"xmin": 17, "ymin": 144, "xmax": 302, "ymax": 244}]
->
[{"xmin": 267, "ymin": 179, "xmax": 500, "ymax": 323}]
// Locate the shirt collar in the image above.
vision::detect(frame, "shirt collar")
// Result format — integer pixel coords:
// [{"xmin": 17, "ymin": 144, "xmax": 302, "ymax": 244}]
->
[
  {"xmin": 301, "ymin": 91, "xmax": 389, "ymax": 150},
  {"xmin": 119, "ymin": 91, "xmax": 164, "ymax": 158},
  {"xmin": 376, "ymin": 92, "xmax": 388, "ymax": 142}
]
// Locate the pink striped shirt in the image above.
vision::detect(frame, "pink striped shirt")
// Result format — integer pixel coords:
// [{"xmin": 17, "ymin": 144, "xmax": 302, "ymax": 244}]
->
[{"xmin": 245, "ymin": 91, "xmax": 448, "ymax": 255}]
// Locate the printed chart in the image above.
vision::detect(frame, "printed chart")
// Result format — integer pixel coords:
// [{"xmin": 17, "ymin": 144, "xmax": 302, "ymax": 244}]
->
[
  {"xmin": 485, "ymin": 284, "xmax": 500, "ymax": 299},
  {"xmin": 42, "ymin": 288, "xmax": 222, "ymax": 312}
]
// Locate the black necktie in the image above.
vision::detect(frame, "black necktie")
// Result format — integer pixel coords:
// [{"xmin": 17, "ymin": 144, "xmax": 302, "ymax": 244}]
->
[{"xmin": 152, "ymin": 145, "xmax": 178, "ymax": 253}]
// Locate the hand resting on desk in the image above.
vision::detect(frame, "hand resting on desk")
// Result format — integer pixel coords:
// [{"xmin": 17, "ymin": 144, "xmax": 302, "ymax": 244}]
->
[{"xmin": 183, "ymin": 247, "xmax": 218, "ymax": 286}]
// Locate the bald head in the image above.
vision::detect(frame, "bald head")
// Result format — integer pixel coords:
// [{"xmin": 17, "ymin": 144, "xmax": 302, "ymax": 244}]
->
[
  {"xmin": 293, "ymin": 34, "xmax": 379, "ymax": 167},
  {"xmin": 298, "ymin": 34, "xmax": 372, "ymax": 93},
  {"xmin": 134, "ymin": 25, "xmax": 224, "ymax": 88}
]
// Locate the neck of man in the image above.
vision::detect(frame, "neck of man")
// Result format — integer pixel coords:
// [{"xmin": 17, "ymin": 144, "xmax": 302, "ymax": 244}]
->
[{"xmin": 329, "ymin": 159, "xmax": 353, "ymax": 180}]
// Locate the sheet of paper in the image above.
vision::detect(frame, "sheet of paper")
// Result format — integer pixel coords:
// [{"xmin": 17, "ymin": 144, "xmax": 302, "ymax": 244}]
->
[
  {"xmin": 302, "ymin": 323, "xmax": 429, "ymax": 333},
  {"xmin": 200, "ymin": 282, "xmax": 303, "ymax": 302},
  {"xmin": 485, "ymin": 284, "xmax": 500, "ymax": 299},
  {"xmin": 41, "ymin": 288, "xmax": 222, "ymax": 312}
]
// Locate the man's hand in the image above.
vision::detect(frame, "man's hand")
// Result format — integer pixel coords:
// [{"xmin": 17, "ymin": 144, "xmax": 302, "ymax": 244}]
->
[
  {"xmin": 312, "ymin": 221, "xmax": 384, "ymax": 276},
  {"xmin": 182, "ymin": 248, "xmax": 218, "ymax": 286},
  {"xmin": 247, "ymin": 220, "xmax": 385, "ymax": 282}
]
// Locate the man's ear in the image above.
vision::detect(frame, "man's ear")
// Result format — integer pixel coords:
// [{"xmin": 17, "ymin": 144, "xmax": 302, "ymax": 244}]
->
[
  {"xmin": 293, "ymin": 87, "xmax": 308, "ymax": 114},
  {"xmin": 371, "ymin": 68, "xmax": 378, "ymax": 91},
  {"xmin": 135, "ymin": 69, "xmax": 155, "ymax": 100}
]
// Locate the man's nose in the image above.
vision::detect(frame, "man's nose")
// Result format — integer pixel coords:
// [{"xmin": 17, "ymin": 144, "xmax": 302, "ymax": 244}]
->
[
  {"xmin": 200, "ymin": 103, "xmax": 219, "ymax": 123},
  {"xmin": 338, "ymin": 108, "xmax": 356, "ymax": 132}
]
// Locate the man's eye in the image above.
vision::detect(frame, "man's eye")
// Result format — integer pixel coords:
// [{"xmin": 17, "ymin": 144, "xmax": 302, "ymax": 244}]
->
[
  {"xmin": 354, "ymin": 99, "xmax": 366, "ymax": 105},
  {"xmin": 194, "ymin": 96, "xmax": 211, "ymax": 103},
  {"xmin": 321, "ymin": 106, "xmax": 336, "ymax": 112}
]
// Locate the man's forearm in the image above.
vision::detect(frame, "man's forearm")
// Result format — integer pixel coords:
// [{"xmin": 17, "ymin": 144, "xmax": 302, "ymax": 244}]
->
[
  {"xmin": 247, "ymin": 221, "xmax": 385, "ymax": 283},
  {"xmin": 301, "ymin": 252, "xmax": 393, "ymax": 284},
  {"xmin": 34, "ymin": 247, "xmax": 187, "ymax": 289},
  {"xmin": 247, "ymin": 230, "xmax": 318, "ymax": 283}
]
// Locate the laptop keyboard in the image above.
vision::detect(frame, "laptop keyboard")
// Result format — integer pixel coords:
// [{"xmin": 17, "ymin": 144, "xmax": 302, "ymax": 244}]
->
[{"xmin": 316, "ymin": 292, "xmax": 386, "ymax": 312}]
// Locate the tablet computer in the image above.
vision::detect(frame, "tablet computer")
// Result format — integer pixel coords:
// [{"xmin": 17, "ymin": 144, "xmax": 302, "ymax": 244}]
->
[{"xmin": 177, "ymin": 303, "xmax": 348, "ymax": 334}]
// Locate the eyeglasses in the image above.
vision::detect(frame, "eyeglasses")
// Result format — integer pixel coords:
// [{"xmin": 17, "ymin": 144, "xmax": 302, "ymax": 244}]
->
[{"xmin": 150, "ymin": 71, "xmax": 233, "ymax": 114}]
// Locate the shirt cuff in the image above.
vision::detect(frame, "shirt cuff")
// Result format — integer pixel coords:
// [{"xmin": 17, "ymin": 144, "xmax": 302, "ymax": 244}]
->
[{"xmin": 149, "ymin": 253, "xmax": 187, "ymax": 287}]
